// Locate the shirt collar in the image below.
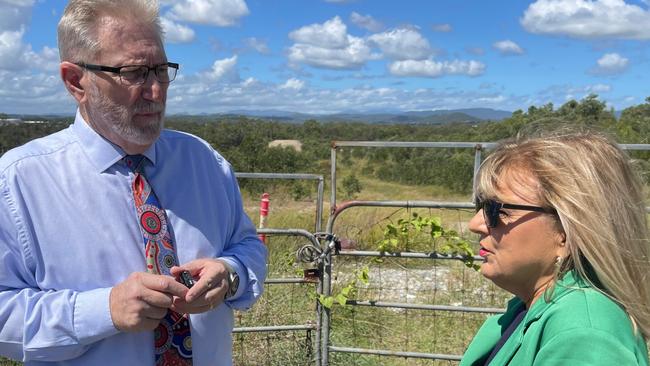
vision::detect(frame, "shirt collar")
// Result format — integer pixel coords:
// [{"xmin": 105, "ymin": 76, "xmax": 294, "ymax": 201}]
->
[{"xmin": 71, "ymin": 109, "xmax": 157, "ymax": 173}]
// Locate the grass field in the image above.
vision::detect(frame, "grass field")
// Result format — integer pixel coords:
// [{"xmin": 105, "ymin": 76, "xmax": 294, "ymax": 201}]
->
[{"xmin": 1, "ymin": 158, "xmax": 648, "ymax": 366}]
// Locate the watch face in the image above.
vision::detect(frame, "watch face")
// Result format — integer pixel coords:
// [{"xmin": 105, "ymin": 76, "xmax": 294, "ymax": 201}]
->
[
  {"xmin": 231, "ymin": 274, "xmax": 239, "ymax": 292},
  {"xmin": 227, "ymin": 272, "xmax": 240, "ymax": 299}
]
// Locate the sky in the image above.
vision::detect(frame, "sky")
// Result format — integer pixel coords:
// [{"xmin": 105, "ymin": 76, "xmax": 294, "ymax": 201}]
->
[{"xmin": 2, "ymin": 0, "xmax": 650, "ymax": 115}]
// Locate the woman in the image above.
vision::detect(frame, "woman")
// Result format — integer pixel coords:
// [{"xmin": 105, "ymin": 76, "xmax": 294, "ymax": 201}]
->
[{"xmin": 460, "ymin": 130, "xmax": 650, "ymax": 365}]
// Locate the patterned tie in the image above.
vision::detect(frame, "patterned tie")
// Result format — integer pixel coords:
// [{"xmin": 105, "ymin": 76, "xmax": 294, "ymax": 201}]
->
[{"xmin": 123, "ymin": 155, "xmax": 193, "ymax": 366}]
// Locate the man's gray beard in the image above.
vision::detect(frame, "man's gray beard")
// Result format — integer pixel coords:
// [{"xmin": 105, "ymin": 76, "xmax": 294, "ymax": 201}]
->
[{"xmin": 87, "ymin": 82, "xmax": 165, "ymax": 147}]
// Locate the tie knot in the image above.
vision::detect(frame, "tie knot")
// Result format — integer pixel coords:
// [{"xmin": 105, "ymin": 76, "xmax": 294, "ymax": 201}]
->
[{"xmin": 123, "ymin": 154, "xmax": 146, "ymax": 172}]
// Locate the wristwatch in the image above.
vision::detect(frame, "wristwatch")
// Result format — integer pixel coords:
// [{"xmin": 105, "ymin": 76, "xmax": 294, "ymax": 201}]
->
[{"xmin": 220, "ymin": 260, "xmax": 240, "ymax": 300}]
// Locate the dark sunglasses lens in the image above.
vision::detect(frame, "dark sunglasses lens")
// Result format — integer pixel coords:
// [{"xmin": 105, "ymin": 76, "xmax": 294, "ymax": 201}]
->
[{"xmin": 484, "ymin": 200, "xmax": 499, "ymax": 227}]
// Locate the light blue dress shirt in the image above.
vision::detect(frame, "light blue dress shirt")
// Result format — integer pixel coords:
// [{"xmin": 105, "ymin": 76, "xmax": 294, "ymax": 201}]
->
[{"xmin": 0, "ymin": 110, "xmax": 268, "ymax": 365}]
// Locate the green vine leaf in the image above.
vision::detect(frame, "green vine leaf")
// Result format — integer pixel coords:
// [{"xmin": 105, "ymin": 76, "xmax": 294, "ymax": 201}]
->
[
  {"xmin": 378, "ymin": 213, "xmax": 479, "ymax": 270},
  {"xmin": 318, "ymin": 267, "xmax": 369, "ymax": 309},
  {"xmin": 319, "ymin": 294, "xmax": 334, "ymax": 309}
]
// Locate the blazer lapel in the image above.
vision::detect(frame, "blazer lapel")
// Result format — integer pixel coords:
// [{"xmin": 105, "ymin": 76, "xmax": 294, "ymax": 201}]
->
[{"xmin": 488, "ymin": 274, "xmax": 583, "ymax": 365}]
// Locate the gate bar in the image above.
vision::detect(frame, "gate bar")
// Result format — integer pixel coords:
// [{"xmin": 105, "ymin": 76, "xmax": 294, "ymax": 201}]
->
[
  {"xmin": 346, "ymin": 300, "xmax": 504, "ymax": 314},
  {"xmin": 328, "ymin": 346, "xmax": 462, "ymax": 361},
  {"xmin": 338, "ymin": 250, "xmax": 482, "ymax": 261},
  {"xmin": 236, "ymin": 172, "xmax": 325, "ymax": 232},
  {"xmin": 255, "ymin": 228, "xmax": 324, "ymax": 365},
  {"xmin": 234, "ymin": 324, "xmax": 317, "ymax": 333}
]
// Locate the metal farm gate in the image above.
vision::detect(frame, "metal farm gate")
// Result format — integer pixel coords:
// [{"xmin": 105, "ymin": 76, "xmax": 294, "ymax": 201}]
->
[{"xmin": 232, "ymin": 141, "xmax": 650, "ymax": 366}]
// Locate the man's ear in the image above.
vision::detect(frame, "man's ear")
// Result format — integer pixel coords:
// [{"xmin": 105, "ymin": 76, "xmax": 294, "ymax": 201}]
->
[{"xmin": 60, "ymin": 62, "xmax": 87, "ymax": 104}]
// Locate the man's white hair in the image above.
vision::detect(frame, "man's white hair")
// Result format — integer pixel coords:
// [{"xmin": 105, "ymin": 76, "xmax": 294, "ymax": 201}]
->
[{"xmin": 57, "ymin": 0, "xmax": 163, "ymax": 63}]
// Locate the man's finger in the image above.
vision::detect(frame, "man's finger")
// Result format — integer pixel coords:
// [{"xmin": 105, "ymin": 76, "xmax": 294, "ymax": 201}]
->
[
  {"xmin": 186, "ymin": 277, "xmax": 226, "ymax": 302},
  {"xmin": 171, "ymin": 259, "xmax": 209, "ymax": 275},
  {"xmin": 139, "ymin": 286, "xmax": 175, "ymax": 308},
  {"xmin": 140, "ymin": 273, "xmax": 189, "ymax": 298}
]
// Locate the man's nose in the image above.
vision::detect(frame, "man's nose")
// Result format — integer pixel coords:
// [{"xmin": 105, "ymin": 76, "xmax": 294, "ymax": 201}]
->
[{"xmin": 141, "ymin": 73, "xmax": 165, "ymax": 102}]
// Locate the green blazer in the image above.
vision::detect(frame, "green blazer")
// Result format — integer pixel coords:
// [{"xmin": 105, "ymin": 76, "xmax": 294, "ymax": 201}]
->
[{"xmin": 460, "ymin": 271, "xmax": 649, "ymax": 366}]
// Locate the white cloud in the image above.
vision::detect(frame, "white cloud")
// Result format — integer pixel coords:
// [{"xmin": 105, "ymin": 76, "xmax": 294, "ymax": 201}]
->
[
  {"xmin": 368, "ymin": 28, "xmax": 432, "ymax": 60},
  {"xmin": 287, "ymin": 17, "xmax": 376, "ymax": 70},
  {"xmin": 1, "ymin": 0, "xmax": 35, "ymax": 5},
  {"xmin": 289, "ymin": 16, "xmax": 349, "ymax": 49},
  {"xmin": 280, "ymin": 78, "xmax": 305, "ymax": 91},
  {"xmin": 521, "ymin": 0, "xmax": 650, "ymax": 40},
  {"xmin": 388, "ymin": 59, "xmax": 485, "ymax": 77},
  {"xmin": 0, "ymin": 1, "xmax": 59, "ymax": 75},
  {"xmin": 166, "ymin": 72, "xmax": 520, "ymax": 115},
  {"xmin": 350, "ymin": 12, "xmax": 383, "ymax": 32},
  {"xmin": 534, "ymin": 83, "xmax": 613, "ymax": 107},
  {"xmin": 205, "ymin": 55, "xmax": 240, "ymax": 82},
  {"xmin": 586, "ymin": 83, "xmax": 611, "ymax": 93},
  {"xmin": 288, "ymin": 36, "xmax": 373, "ymax": 69},
  {"xmin": 244, "ymin": 37, "xmax": 270, "ymax": 54},
  {"xmin": 242, "ymin": 77, "xmax": 258, "ymax": 87},
  {"xmin": 0, "ymin": 1, "xmax": 33, "ymax": 31},
  {"xmin": 0, "ymin": 28, "xmax": 58, "ymax": 71},
  {"xmin": 168, "ymin": 0, "xmax": 249, "ymax": 27},
  {"xmin": 160, "ymin": 17, "xmax": 195, "ymax": 43},
  {"xmin": 0, "ymin": 70, "xmax": 74, "ymax": 114},
  {"xmin": 493, "ymin": 40, "xmax": 524, "ymax": 55},
  {"xmin": 591, "ymin": 52, "xmax": 629, "ymax": 74},
  {"xmin": 432, "ymin": 23, "xmax": 452, "ymax": 32},
  {"xmin": 26, "ymin": 45, "xmax": 59, "ymax": 71},
  {"xmin": 0, "ymin": 29, "xmax": 27, "ymax": 70}
]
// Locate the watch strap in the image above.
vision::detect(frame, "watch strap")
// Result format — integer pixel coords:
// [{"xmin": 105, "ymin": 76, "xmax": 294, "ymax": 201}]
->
[{"xmin": 217, "ymin": 259, "xmax": 240, "ymax": 300}]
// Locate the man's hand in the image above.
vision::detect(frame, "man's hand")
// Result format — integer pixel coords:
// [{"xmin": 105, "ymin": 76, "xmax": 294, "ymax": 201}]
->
[
  {"xmin": 170, "ymin": 258, "xmax": 231, "ymax": 314},
  {"xmin": 109, "ymin": 272, "xmax": 189, "ymax": 332}
]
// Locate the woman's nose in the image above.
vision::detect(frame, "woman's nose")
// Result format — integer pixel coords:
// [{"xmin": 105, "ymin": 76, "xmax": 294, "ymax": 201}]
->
[{"xmin": 468, "ymin": 209, "xmax": 487, "ymax": 234}]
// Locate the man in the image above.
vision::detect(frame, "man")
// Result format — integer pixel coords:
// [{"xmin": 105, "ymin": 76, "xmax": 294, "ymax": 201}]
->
[{"xmin": 0, "ymin": 1, "xmax": 267, "ymax": 365}]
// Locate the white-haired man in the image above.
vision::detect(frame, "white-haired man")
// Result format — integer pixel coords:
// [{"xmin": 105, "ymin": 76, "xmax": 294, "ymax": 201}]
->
[{"xmin": 0, "ymin": 1, "xmax": 267, "ymax": 365}]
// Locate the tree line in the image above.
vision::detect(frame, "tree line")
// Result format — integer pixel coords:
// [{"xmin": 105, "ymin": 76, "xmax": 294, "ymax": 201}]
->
[{"xmin": 1, "ymin": 94, "xmax": 649, "ymax": 196}]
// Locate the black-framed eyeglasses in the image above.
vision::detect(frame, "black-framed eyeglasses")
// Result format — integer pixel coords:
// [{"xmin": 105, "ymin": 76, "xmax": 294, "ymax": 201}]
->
[
  {"xmin": 475, "ymin": 199, "xmax": 556, "ymax": 228},
  {"xmin": 75, "ymin": 62, "xmax": 179, "ymax": 85}
]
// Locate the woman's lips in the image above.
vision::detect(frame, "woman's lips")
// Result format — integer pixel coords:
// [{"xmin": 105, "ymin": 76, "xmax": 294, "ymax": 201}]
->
[{"xmin": 479, "ymin": 247, "xmax": 491, "ymax": 257}]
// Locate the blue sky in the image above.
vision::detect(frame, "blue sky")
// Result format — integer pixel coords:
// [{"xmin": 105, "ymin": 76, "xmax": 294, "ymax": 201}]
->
[{"xmin": 2, "ymin": 0, "xmax": 650, "ymax": 115}]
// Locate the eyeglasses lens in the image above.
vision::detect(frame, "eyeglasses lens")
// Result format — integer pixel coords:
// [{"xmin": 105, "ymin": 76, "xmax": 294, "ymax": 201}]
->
[
  {"xmin": 119, "ymin": 65, "xmax": 177, "ymax": 84},
  {"xmin": 476, "ymin": 200, "xmax": 499, "ymax": 228}
]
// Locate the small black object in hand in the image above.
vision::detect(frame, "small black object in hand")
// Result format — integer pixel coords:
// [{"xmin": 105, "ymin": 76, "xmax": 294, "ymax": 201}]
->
[{"xmin": 180, "ymin": 271, "xmax": 195, "ymax": 289}]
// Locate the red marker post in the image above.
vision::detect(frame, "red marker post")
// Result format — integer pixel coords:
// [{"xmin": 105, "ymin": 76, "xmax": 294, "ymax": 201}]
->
[{"xmin": 258, "ymin": 193, "xmax": 270, "ymax": 244}]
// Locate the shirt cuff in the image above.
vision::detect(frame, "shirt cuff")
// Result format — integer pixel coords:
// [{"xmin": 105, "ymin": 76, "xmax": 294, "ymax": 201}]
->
[
  {"xmin": 217, "ymin": 256, "xmax": 248, "ymax": 300},
  {"xmin": 73, "ymin": 287, "xmax": 120, "ymax": 345}
]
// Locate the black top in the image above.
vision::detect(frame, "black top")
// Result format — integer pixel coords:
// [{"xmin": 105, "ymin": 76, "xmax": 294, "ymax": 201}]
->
[{"xmin": 484, "ymin": 306, "xmax": 527, "ymax": 365}]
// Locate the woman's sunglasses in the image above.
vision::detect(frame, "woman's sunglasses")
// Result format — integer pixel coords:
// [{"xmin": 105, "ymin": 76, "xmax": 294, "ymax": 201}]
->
[{"xmin": 475, "ymin": 199, "xmax": 556, "ymax": 228}]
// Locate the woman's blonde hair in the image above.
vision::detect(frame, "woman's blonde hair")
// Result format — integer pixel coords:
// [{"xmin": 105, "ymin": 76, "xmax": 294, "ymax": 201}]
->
[
  {"xmin": 57, "ymin": 0, "xmax": 163, "ymax": 63},
  {"xmin": 475, "ymin": 127, "xmax": 650, "ymax": 338}
]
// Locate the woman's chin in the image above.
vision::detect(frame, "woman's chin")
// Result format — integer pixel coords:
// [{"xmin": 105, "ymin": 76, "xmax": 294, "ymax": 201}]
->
[{"xmin": 478, "ymin": 264, "xmax": 497, "ymax": 281}]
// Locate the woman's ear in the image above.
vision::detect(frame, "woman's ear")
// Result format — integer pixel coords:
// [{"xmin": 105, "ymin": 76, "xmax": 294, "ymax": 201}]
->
[
  {"xmin": 60, "ymin": 62, "xmax": 87, "ymax": 104},
  {"xmin": 556, "ymin": 230, "xmax": 568, "ymax": 257}
]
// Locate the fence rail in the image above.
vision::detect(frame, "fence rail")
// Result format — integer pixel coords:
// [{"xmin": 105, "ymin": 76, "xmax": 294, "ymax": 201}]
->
[{"xmin": 231, "ymin": 140, "xmax": 650, "ymax": 366}]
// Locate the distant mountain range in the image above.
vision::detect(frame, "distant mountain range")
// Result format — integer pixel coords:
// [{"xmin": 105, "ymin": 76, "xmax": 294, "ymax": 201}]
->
[
  {"xmin": 7, "ymin": 108, "xmax": 513, "ymax": 124},
  {"xmin": 219, "ymin": 108, "xmax": 512, "ymax": 124}
]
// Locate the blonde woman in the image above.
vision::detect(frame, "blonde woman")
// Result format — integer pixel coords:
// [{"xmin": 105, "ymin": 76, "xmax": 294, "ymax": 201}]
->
[{"xmin": 460, "ymin": 130, "xmax": 650, "ymax": 365}]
